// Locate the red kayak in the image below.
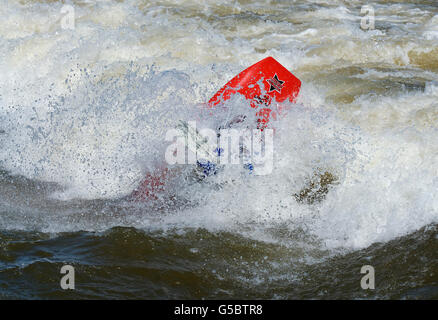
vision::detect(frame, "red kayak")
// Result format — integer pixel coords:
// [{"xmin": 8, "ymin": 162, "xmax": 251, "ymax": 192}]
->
[
  {"xmin": 209, "ymin": 56, "xmax": 301, "ymax": 130},
  {"xmin": 131, "ymin": 57, "xmax": 301, "ymax": 201}
]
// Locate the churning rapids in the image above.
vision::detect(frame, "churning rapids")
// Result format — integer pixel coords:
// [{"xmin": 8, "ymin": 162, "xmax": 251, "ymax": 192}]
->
[{"xmin": 0, "ymin": 0, "xmax": 437, "ymax": 299}]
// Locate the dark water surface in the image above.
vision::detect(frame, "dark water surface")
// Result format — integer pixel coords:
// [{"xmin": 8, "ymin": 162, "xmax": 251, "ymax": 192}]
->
[{"xmin": 0, "ymin": 225, "xmax": 436, "ymax": 299}]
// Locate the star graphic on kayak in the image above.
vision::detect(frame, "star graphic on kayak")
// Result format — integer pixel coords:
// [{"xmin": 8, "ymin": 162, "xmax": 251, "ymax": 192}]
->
[{"xmin": 266, "ymin": 74, "xmax": 285, "ymax": 93}]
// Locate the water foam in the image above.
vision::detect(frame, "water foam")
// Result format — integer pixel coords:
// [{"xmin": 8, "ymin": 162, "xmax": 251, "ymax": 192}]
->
[{"xmin": 0, "ymin": 0, "xmax": 437, "ymax": 251}]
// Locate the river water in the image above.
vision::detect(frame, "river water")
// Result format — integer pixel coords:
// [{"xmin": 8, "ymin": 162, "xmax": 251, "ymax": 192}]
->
[{"xmin": 0, "ymin": 0, "xmax": 437, "ymax": 299}]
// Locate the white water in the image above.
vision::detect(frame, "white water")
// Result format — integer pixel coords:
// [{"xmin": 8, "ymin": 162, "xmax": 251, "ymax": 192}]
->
[{"xmin": 0, "ymin": 0, "xmax": 437, "ymax": 249}]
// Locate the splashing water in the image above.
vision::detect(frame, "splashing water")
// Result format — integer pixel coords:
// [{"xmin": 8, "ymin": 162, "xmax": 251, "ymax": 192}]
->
[{"xmin": 0, "ymin": 0, "xmax": 437, "ymax": 299}]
